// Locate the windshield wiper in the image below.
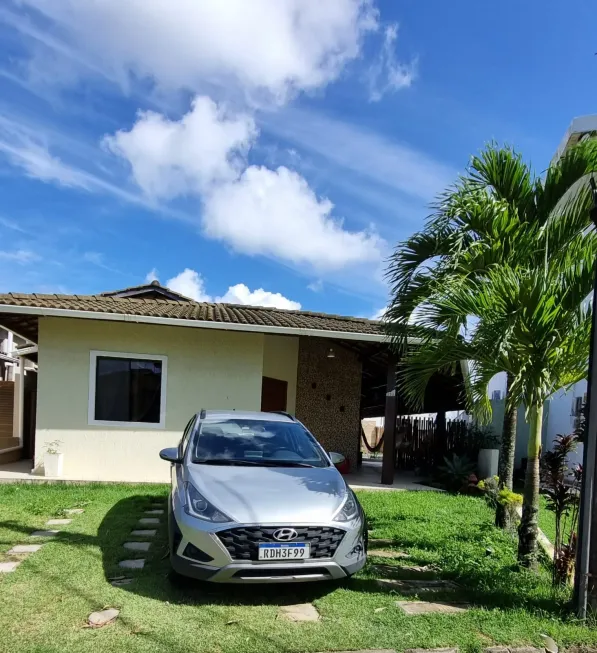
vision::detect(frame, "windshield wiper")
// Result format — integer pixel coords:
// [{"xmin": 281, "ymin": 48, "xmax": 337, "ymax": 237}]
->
[
  {"xmin": 260, "ymin": 461, "xmax": 316, "ymax": 468},
  {"xmin": 195, "ymin": 459, "xmax": 264, "ymax": 466},
  {"xmin": 194, "ymin": 459, "xmax": 315, "ymax": 468}
]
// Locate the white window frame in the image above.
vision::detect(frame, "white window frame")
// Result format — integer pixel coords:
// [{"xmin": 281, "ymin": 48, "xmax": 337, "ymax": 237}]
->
[{"xmin": 88, "ymin": 350, "xmax": 168, "ymax": 429}]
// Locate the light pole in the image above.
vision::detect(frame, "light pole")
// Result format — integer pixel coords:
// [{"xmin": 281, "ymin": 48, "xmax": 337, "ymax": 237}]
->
[{"xmin": 575, "ymin": 175, "xmax": 597, "ymax": 618}]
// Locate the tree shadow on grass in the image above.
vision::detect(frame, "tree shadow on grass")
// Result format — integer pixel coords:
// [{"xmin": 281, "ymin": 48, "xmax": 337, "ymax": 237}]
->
[
  {"xmin": 98, "ymin": 495, "xmax": 339, "ymax": 608},
  {"xmin": 0, "ymin": 493, "xmax": 571, "ymax": 619}
]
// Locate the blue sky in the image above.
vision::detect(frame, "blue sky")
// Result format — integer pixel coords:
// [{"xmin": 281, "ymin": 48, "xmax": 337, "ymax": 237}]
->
[{"xmin": 0, "ymin": 0, "xmax": 595, "ymax": 319}]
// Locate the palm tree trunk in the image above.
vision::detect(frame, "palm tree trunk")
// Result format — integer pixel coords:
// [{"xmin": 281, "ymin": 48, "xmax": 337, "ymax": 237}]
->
[
  {"xmin": 496, "ymin": 373, "xmax": 517, "ymax": 529},
  {"xmin": 518, "ymin": 403, "xmax": 543, "ymax": 569}
]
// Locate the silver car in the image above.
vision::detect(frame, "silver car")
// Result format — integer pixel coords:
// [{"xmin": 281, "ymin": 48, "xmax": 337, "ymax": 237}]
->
[{"xmin": 159, "ymin": 410, "xmax": 367, "ymax": 583}]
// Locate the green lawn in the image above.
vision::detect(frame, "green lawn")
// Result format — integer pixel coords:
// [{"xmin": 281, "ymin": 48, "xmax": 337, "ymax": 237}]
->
[
  {"xmin": 538, "ymin": 495, "xmax": 557, "ymax": 544},
  {"xmin": 0, "ymin": 483, "xmax": 593, "ymax": 653}
]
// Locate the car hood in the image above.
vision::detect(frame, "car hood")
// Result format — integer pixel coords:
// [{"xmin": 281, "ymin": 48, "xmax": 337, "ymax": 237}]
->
[{"xmin": 186, "ymin": 464, "xmax": 347, "ymax": 524}]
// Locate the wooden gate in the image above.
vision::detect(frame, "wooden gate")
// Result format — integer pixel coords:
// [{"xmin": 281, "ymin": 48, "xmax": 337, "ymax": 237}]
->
[{"xmin": 0, "ymin": 381, "xmax": 16, "ymax": 448}]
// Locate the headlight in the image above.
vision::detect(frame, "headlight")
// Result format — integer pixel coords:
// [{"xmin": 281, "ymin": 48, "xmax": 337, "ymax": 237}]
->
[
  {"xmin": 333, "ymin": 489, "xmax": 360, "ymax": 522},
  {"xmin": 184, "ymin": 483, "xmax": 231, "ymax": 523}
]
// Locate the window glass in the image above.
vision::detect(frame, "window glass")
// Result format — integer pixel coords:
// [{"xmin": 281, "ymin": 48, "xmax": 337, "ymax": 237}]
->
[
  {"xmin": 179, "ymin": 416, "xmax": 196, "ymax": 458},
  {"xmin": 94, "ymin": 356, "xmax": 162, "ymax": 423},
  {"xmin": 192, "ymin": 418, "xmax": 328, "ymax": 468}
]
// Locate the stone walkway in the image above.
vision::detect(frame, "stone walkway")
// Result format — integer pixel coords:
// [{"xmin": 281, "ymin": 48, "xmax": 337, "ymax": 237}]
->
[
  {"xmin": 115, "ymin": 498, "xmax": 164, "ymax": 584},
  {"xmin": 0, "ymin": 507, "xmax": 84, "ymax": 574},
  {"xmin": 312, "ymin": 648, "xmax": 544, "ymax": 653},
  {"xmin": 368, "ymin": 537, "xmax": 469, "ymax": 615}
]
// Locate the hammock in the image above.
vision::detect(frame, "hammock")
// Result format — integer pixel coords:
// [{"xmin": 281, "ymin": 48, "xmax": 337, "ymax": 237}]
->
[{"xmin": 361, "ymin": 426, "xmax": 384, "ymax": 453}]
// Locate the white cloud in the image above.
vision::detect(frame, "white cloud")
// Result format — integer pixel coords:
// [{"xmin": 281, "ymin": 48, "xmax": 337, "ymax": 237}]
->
[
  {"xmin": 161, "ymin": 268, "xmax": 300, "ymax": 309},
  {"xmin": 0, "ymin": 137, "xmax": 92, "ymax": 190},
  {"xmin": 165, "ymin": 268, "xmax": 212, "ymax": 302},
  {"xmin": 0, "ymin": 249, "xmax": 40, "ymax": 264},
  {"xmin": 107, "ymin": 98, "xmax": 385, "ymax": 270},
  {"xmin": 367, "ymin": 24, "xmax": 416, "ymax": 102},
  {"xmin": 217, "ymin": 283, "xmax": 301, "ymax": 310},
  {"xmin": 261, "ymin": 106, "xmax": 455, "ymax": 203},
  {"xmin": 370, "ymin": 306, "xmax": 387, "ymax": 320},
  {"xmin": 82, "ymin": 251, "xmax": 103, "ymax": 266},
  {"xmin": 204, "ymin": 165, "xmax": 383, "ymax": 269},
  {"xmin": 14, "ymin": 0, "xmax": 379, "ymax": 101},
  {"xmin": 103, "ymin": 97, "xmax": 256, "ymax": 199},
  {"xmin": 144, "ymin": 268, "xmax": 159, "ymax": 283},
  {"xmin": 308, "ymin": 279, "xmax": 324, "ymax": 292}
]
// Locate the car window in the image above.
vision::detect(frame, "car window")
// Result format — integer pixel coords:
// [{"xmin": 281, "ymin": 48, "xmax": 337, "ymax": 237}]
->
[
  {"xmin": 178, "ymin": 416, "xmax": 196, "ymax": 459},
  {"xmin": 192, "ymin": 418, "xmax": 329, "ymax": 468}
]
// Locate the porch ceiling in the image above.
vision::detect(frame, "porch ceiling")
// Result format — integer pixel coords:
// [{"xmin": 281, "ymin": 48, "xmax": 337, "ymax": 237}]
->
[{"xmin": 331, "ymin": 338, "xmax": 466, "ymax": 418}]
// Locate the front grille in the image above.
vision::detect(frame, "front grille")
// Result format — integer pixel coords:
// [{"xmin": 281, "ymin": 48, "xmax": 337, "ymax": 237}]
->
[{"xmin": 217, "ymin": 526, "xmax": 346, "ymax": 561}]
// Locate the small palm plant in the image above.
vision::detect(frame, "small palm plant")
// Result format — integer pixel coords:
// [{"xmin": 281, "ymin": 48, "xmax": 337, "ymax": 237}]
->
[
  {"xmin": 436, "ymin": 453, "xmax": 476, "ymax": 492},
  {"xmin": 541, "ymin": 433, "xmax": 583, "ymax": 586},
  {"xmin": 385, "ymin": 139, "xmax": 597, "ymax": 566}
]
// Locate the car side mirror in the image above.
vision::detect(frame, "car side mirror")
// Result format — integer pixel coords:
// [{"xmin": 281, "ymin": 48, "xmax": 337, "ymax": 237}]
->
[
  {"xmin": 328, "ymin": 452, "xmax": 345, "ymax": 465},
  {"xmin": 159, "ymin": 447, "xmax": 183, "ymax": 464}
]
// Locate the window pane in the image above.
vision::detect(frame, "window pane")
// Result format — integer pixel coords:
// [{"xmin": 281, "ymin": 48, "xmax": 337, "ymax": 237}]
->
[{"xmin": 95, "ymin": 356, "xmax": 162, "ymax": 423}]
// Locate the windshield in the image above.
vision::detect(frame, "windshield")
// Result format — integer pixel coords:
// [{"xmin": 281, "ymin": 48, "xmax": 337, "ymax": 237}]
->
[{"xmin": 192, "ymin": 418, "xmax": 329, "ymax": 468}]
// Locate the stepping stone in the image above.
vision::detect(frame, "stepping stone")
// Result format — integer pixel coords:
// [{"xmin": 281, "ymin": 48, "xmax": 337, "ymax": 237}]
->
[
  {"xmin": 8, "ymin": 544, "xmax": 43, "ymax": 555},
  {"xmin": 144, "ymin": 510, "xmax": 164, "ymax": 515},
  {"xmin": 483, "ymin": 648, "xmax": 510, "ymax": 653},
  {"xmin": 138, "ymin": 518, "xmax": 160, "ymax": 525},
  {"xmin": 131, "ymin": 529, "xmax": 157, "ymax": 537},
  {"xmin": 65, "ymin": 508, "xmax": 85, "ymax": 514},
  {"xmin": 397, "ymin": 601, "xmax": 468, "ymax": 615},
  {"xmin": 279, "ymin": 603, "xmax": 320, "ymax": 622},
  {"xmin": 31, "ymin": 530, "xmax": 59, "ymax": 537},
  {"xmin": 87, "ymin": 608, "xmax": 119, "ymax": 627},
  {"xmin": 369, "ymin": 538, "xmax": 397, "ymax": 547},
  {"xmin": 377, "ymin": 579, "xmax": 459, "ymax": 594},
  {"xmin": 119, "ymin": 559, "xmax": 145, "ymax": 569},
  {"xmin": 371, "ymin": 564, "xmax": 437, "ymax": 578},
  {"xmin": 406, "ymin": 649, "xmax": 459, "ymax": 653},
  {"xmin": 124, "ymin": 541, "xmax": 151, "ymax": 552},
  {"xmin": 111, "ymin": 578, "xmax": 134, "ymax": 587},
  {"xmin": 46, "ymin": 519, "xmax": 71, "ymax": 526},
  {"xmin": 322, "ymin": 651, "xmax": 396, "ymax": 653},
  {"xmin": 0, "ymin": 561, "xmax": 20, "ymax": 573},
  {"xmin": 369, "ymin": 550, "xmax": 410, "ymax": 559}
]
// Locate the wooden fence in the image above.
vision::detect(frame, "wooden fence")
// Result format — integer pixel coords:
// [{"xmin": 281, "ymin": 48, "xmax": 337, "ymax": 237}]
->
[{"xmin": 362, "ymin": 415, "xmax": 470, "ymax": 471}]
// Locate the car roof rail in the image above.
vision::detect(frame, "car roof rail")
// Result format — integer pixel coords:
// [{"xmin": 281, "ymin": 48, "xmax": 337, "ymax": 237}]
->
[{"xmin": 268, "ymin": 410, "xmax": 296, "ymax": 421}]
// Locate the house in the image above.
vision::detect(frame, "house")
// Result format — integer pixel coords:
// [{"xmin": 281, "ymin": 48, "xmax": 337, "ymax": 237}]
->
[{"xmin": 0, "ymin": 282, "xmax": 464, "ymax": 483}]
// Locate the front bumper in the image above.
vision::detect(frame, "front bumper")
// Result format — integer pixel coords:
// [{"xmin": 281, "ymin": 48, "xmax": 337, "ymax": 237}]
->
[{"xmin": 169, "ymin": 495, "xmax": 367, "ymax": 583}]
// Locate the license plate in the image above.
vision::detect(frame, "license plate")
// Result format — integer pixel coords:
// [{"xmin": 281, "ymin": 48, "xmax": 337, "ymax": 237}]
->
[{"xmin": 258, "ymin": 543, "xmax": 310, "ymax": 560}]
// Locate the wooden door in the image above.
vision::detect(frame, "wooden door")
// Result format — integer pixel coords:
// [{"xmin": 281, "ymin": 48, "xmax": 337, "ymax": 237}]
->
[{"xmin": 261, "ymin": 377, "xmax": 288, "ymax": 412}]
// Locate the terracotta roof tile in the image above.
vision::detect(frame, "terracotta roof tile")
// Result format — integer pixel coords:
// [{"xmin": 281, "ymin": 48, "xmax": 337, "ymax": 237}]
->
[{"xmin": 0, "ymin": 292, "xmax": 383, "ymax": 337}]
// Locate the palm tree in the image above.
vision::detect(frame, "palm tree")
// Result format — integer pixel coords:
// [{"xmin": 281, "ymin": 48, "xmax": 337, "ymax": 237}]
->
[{"xmin": 385, "ymin": 140, "xmax": 597, "ymax": 562}]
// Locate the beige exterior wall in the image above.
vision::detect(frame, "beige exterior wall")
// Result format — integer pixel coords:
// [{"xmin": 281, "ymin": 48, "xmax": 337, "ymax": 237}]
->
[
  {"xmin": 36, "ymin": 317, "xmax": 265, "ymax": 482},
  {"xmin": 262, "ymin": 335, "xmax": 299, "ymax": 414}
]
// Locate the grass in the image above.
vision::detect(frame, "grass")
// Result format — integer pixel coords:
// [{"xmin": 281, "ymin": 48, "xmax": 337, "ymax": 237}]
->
[
  {"xmin": 0, "ymin": 483, "xmax": 594, "ymax": 653},
  {"xmin": 538, "ymin": 495, "xmax": 557, "ymax": 544}
]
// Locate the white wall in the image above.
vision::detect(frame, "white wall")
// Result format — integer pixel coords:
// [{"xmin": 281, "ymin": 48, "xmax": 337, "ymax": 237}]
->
[
  {"xmin": 36, "ymin": 317, "xmax": 265, "ymax": 482},
  {"xmin": 545, "ymin": 380, "xmax": 585, "ymax": 467}
]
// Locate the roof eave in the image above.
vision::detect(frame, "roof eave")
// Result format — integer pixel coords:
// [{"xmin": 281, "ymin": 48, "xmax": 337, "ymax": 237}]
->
[{"xmin": 0, "ymin": 303, "xmax": 388, "ymax": 343}]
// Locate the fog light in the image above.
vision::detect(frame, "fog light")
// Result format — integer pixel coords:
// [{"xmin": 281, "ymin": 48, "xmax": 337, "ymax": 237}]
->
[
  {"xmin": 348, "ymin": 540, "xmax": 364, "ymax": 558},
  {"xmin": 183, "ymin": 542, "xmax": 214, "ymax": 563}
]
